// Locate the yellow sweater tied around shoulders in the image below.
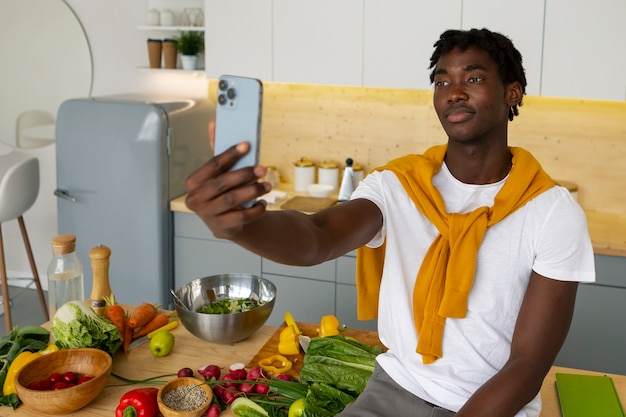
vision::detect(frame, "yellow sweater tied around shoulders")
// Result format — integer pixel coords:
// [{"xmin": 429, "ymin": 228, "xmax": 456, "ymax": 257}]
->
[{"xmin": 356, "ymin": 145, "xmax": 555, "ymax": 364}]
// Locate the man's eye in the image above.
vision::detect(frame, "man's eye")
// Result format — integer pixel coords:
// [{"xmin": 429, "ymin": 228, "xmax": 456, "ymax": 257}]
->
[
  {"xmin": 468, "ymin": 77, "xmax": 483, "ymax": 83},
  {"xmin": 435, "ymin": 80, "xmax": 449, "ymax": 87}
]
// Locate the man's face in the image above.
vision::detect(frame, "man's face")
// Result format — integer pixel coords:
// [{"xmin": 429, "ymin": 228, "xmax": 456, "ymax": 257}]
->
[{"xmin": 432, "ymin": 45, "xmax": 516, "ymax": 144}]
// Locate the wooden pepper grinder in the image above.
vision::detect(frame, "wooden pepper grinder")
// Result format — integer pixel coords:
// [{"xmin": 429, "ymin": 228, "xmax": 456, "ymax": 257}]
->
[{"xmin": 88, "ymin": 244, "xmax": 113, "ymax": 316}]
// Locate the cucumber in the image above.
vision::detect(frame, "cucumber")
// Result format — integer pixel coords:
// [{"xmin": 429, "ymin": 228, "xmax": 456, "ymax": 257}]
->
[{"xmin": 231, "ymin": 397, "xmax": 269, "ymax": 417}]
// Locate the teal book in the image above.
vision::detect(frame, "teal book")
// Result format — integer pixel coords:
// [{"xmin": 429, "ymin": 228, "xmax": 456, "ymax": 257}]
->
[{"xmin": 555, "ymin": 373, "xmax": 625, "ymax": 417}]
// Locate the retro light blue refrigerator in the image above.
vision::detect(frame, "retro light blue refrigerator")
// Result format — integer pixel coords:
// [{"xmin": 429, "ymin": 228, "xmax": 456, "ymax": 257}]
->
[{"xmin": 54, "ymin": 95, "xmax": 214, "ymax": 307}]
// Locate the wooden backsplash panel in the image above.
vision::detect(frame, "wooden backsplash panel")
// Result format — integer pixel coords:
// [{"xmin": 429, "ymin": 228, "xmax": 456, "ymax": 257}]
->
[
  {"xmin": 509, "ymin": 97, "xmax": 626, "ymax": 213},
  {"xmin": 208, "ymin": 80, "xmax": 625, "ymax": 214}
]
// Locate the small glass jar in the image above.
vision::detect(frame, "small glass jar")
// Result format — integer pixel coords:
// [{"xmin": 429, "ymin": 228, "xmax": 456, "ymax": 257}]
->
[{"xmin": 264, "ymin": 166, "xmax": 281, "ymax": 188}]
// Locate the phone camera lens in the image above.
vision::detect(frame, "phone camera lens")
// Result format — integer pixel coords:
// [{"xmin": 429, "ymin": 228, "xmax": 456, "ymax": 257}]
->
[
  {"xmin": 217, "ymin": 94, "xmax": 227, "ymax": 105},
  {"xmin": 227, "ymin": 88, "xmax": 236, "ymax": 99},
  {"xmin": 218, "ymin": 80, "xmax": 228, "ymax": 91}
]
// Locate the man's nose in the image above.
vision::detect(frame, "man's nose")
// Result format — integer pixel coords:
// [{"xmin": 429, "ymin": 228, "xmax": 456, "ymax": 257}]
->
[{"xmin": 448, "ymin": 83, "xmax": 469, "ymax": 102}]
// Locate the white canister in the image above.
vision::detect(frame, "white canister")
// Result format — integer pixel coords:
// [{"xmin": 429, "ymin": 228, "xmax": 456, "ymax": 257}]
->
[
  {"xmin": 353, "ymin": 164, "xmax": 364, "ymax": 184},
  {"xmin": 318, "ymin": 162, "xmax": 339, "ymax": 191},
  {"xmin": 294, "ymin": 159, "xmax": 316, "ymax": 193}
]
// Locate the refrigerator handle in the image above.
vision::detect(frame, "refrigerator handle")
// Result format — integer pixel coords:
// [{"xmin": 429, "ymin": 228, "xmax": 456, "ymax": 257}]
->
[{"xmin": 54, "ymin": 189, "xmax": 77, "ymax": 202}]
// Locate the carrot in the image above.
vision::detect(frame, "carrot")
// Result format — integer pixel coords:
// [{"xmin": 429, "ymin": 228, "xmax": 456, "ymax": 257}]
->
[
  {"xmin": 127, "ymin": 302, "xmax": 158, "ymax": 329},
  {"xmin": 132, "ymin": 312, "xmax": 170, "ymax": 340},
  {"xmin": 103, "ymin": 294, "xmax": 126, "ymax": 338},
  {"xmin": 123, "ymin": 317, "xmax": 133, "ymax": 354}
]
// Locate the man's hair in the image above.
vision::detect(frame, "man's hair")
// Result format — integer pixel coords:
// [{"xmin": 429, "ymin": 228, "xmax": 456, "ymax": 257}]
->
[{"xmin": 429, "ymin": 28, "xmax": 527, "ymax": 121}]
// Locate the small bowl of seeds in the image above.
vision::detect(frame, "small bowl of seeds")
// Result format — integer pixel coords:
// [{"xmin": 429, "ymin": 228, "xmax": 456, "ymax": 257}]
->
[{"xmin": 157, "ymin": 377, "xmax": 213, "ymax": 417}]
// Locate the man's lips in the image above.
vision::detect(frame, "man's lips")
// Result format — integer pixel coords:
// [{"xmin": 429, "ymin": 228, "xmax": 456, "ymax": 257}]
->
[{"xmin": 445, "ymin": 107, "xmax": 474, "ymax": 123}]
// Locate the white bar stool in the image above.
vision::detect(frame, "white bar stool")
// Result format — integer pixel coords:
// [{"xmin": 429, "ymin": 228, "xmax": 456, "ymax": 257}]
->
[{"xmin": 0, "ymin": 149, "xmax": 48, "ymax": 330}]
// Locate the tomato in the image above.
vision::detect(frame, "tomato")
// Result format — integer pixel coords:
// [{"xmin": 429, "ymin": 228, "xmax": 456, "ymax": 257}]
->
[
  {"xmin": 63, "ymin": 372, "xmax": 77, "ymax": 384},
  {"xmin": 52, "ymin": 381, "xmax": 67, "ymax": 390},
  {"xmin": 49, "ymin": 373, "xmax": 62, "ymax": 384},
  {"xmin": 288, "ymin": 398, "xmax": 306, "ymax": 417},
  {"xmin": 78, "ymin": 375, "xmax": 93, "ymax": 384},
  {"xmin": 36, "ymin": 379, "xmax": 52, "ymax": 390}
]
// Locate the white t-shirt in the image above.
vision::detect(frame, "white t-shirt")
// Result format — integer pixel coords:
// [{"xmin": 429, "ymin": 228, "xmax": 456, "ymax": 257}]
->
[{"xmin": 351, "ymin": 162, "xmax": 595, "ymax": 417}]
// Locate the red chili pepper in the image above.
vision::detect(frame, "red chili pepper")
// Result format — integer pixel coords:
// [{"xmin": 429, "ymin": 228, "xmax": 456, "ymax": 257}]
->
[{"xmin": 115, "ymin": 387, "xmax": 159, "ymax": 417}]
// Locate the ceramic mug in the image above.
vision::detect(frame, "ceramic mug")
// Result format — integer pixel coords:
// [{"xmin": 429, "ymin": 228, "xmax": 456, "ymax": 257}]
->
[
  {"xmin": 147, "ymin": 9, "xmax": 160, "ymax": 26},
  {"xmin": 160, "ymin": 9, "xmax": 175, "ymax": 26}
]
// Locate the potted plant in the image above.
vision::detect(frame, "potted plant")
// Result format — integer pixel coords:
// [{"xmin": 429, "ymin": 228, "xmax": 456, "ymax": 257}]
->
[{"xmin": 176, "ymin": 31, "xmax": 204, "ymax": 70}]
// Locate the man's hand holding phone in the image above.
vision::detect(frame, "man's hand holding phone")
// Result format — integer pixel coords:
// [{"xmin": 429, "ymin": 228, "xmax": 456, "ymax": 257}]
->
[{"xmin": 185, "ymin": 75, "xmax": 269, "ymax": 239}]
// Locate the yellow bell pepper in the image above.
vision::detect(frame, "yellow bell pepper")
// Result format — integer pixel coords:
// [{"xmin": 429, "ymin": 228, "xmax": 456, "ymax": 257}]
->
[
  {"xmin": 3, "ymin": 352, "xmax": 39, "ymax": 396},
  {"xmin": 278, "ymin": 324, "xmax": 300, "ymax": 355},
  {"xmin": 258, "ymin": 354, "xmax": 292, "ymax": 374},
  {"xmin": 2, "ymin": 344, "xmax": 59, "ymax": 396},
  {"xmin": 317, "ymin": 315, "xmax": 344, "ymax": 337}
]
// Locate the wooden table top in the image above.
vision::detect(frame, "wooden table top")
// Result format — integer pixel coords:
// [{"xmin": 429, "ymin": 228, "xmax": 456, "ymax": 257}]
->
[{"xmin": 6, "ymin": 318, "xmax": 625, "ymax": 417}]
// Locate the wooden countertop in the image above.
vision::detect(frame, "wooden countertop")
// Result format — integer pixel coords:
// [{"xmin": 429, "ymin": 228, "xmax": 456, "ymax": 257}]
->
[
  {"xmin": 7, "ymin": 315, "xmax": 626, "ymax": 417},
  {"xmin": 171, "ymin": 192, "xmax": 626, "ymax": 258}
]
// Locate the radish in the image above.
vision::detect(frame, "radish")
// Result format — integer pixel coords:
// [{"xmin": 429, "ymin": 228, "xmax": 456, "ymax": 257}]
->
[
  {"xmin": 198, "ymin": 364, "xmax": 221, "ymax": 381},
  {"xmin": 222, "ymin": 389, "xmax": 239, "ymax": 404},
  {"xmin": 177, "ymin": 367, "xmax": 194, "ymax": 378},
  {"xmin": 246, "ymin": 366, "xmax": 264, "ymax": 380},
  {"xmin": 213, "ymin": 385, "xmax": 225, "ymax": 401},
  {"xmin": 255, "ymin": 381, "xmax": 270, "ymax": 394},
  {"xmin": 230, "ymin": 368, "xmax": 247, "ymax": 380},
  {"xmin": 206, "ymin": 403, "xmax": 220, "ymax": 417},
  {"xmin": 229, "ymin": 362, "xmax": 246, "ymax": 372},
  {"xmin": 222, "ymin": 373, "xmax": 240, "ymax": 390},
  {"xmin": 276, "ymin": 373, "xmax": 292, "ymax": 381},
  {"xmin": 239, "ymin": 382, "xmax": 255, "ymax": 393}
]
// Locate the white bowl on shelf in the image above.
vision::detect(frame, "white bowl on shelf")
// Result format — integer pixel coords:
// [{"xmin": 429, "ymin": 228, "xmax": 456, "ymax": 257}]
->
[{"xmin": 307, "ymin": 183, "xmax": 334, "ymax": 198}]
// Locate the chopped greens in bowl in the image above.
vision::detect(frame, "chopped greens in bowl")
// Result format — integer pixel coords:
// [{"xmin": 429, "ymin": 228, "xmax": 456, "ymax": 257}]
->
[{"xmin": 197, "ymin": 298, "xmax": 266, "ymax": 314}]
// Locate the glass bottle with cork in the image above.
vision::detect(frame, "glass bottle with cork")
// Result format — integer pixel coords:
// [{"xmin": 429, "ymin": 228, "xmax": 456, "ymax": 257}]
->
[{"xmin": 47, "ymin": 234, "xmax": 84, "ymax": 319}]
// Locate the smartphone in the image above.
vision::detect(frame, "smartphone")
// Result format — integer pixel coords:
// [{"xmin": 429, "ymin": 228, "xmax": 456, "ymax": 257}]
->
[{"xmin": 214, "ymin": 75, "xmax": 263, "ymax": 172}]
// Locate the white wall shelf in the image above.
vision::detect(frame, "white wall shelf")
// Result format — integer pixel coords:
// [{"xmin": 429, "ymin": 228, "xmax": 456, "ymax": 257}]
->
[
  {"xmin": 137, "ymin": 67, "xmax": 206, "ymax": 77},
  {"xmin": 138, "ymin": 25, "xmax": 204, "ymax": 32}
]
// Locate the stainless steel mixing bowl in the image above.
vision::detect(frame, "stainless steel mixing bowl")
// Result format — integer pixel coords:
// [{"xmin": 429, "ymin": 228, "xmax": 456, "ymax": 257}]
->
[{"xmin": 173, "ymin": 273, "xmax": 276, "ymax": 344}]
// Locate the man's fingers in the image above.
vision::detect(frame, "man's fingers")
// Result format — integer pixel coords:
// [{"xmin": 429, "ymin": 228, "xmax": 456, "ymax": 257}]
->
[{"xmin": 209, "ymin": 120, "xmax": 216, "ymax": 150}]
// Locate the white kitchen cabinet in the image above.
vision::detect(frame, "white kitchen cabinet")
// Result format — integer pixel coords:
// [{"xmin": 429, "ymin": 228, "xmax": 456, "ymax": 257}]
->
[
  {"xmin": 542, "ymin": 0, "xmax": 626, "ymax": 100},
  {"xmin": 173, "ymin": 214, "xmax": 261, "ymax": 290},
  {"xmin": 272, "ymin": 0, "xmax": 364, "ymax": 86},
  {"xmin": 461, "ymin": 0, "xmax": 545, "ymax": 97},
  {"xmin": 203, "ymin": 0, "xmax": 273, "ymax": 81},
  {"xmin": 362, "ymin": 0, "xmax": 461, "ymax": 90},
  {"xmin": 555, "ymin": 255, "xmax": 626, "ymax": 374},
  {"xmin": 336, "ymin": 253, "xmax": 378, "ymax": 331},
  {"xmin": 262, "ymin": 258, "xmax": 335, "ymax": 282},
  {"xmin": 263, "ymin": 273, "xmax": 336, "ymax": 327}
]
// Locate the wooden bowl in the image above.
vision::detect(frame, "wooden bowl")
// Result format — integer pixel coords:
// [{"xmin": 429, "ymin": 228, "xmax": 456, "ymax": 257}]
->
[
  {"xmin": 15, "ymin": 348, "xmax": 112, "ymax": 414},
  {"xmin": 158, "ymin": 377, "xmax": 213, "ymax": 417}
]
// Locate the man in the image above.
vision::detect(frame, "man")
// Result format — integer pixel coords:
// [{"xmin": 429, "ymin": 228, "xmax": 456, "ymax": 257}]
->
[{"xmin": 185, "ymin": 28, "xmax": 595, "ymax": 417}]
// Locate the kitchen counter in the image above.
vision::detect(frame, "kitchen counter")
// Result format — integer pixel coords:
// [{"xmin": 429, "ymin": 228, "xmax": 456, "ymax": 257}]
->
[
  {"xmin": 171, "ymin": 192, "xmax": 626, "ymax": 258},
  {"xmin": 7, "ymin": 315, "xmax": 626, "ymax": 417}
]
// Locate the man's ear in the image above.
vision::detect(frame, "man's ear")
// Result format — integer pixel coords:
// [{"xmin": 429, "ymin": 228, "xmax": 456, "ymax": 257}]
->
[{"xmin": 506, "ymin": 81, "xmax": 523, "ymax": 107}]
